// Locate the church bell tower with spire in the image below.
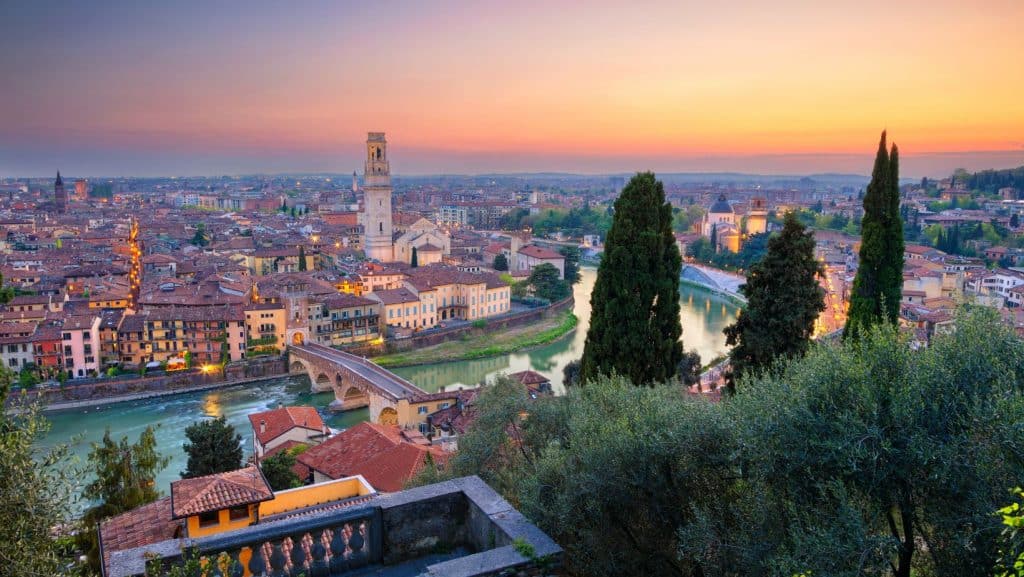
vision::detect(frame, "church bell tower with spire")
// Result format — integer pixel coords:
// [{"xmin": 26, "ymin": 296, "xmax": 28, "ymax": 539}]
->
[
  {"xmin": 54, "ymin": 171, "xmax": 67, "ymax": 214},
  {"xmin": 361, "ymin": 132, "xmax": 394, "ymax": 261}
]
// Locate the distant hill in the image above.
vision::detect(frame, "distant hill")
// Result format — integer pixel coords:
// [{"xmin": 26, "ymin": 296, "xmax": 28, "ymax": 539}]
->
[{"xmin": 965, "ymin": 166, "xmax": 1024, "ymax": 192}]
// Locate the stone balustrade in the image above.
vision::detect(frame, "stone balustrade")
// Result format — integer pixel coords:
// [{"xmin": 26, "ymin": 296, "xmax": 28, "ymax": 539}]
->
[{"xmin": 106, "ymin": 476, "xmax": 561, "ymax": 577}]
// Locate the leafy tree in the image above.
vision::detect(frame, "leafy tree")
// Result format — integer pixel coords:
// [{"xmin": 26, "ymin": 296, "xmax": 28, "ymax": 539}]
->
[
  {"xmin": 724, "ymin": 212, "xmax": 825, "ymax": 389},
  {"xmin": 410, "ymin": 246, "xmax": 418, "ymax": 268},
  {"xmin": 182, "ymin": 350, "xmax": 192, "ymax": 369},
  {"xmin": 190, "ymin": 223, "xmax": 209, "ymax": 247},
  {"xmin": 261, "ymin": 450, "xmax": 302, "ymax": 491},
  {"xmin": 727, "ymin": 309, "xmax": 1024, "ymax": 577},
  {"xmin": 845, "ymin": 131, "xmax": 904, "ymax": 340},
  {"xmin": 1, "ymin": 378, "xmax": 80, "ymax": 576},
  {"xmin": 493, "ymin": 252, "xmax": 509, "ymax": 271},
  {"xmin": 525, "ymin": 263, "xmax": 569, "ymax": 302},
  {"xmin": 417, "ymin": 308, "xmax": 1024, "ymax": 577},
  {"xmin": 581, "ymin": 171, "xmax": 683, "ymax": 385},
  {"xmin": 562, "ymin": 359, "xmax": 581, "ymax": 386},
  {"xmin": 80, "ymin": 426, "xmax": 169, "ymax": 570},
  {"xmin": 17, "ymin": 367, "xmax": 39, "ymax": 389},
  {"xmin": 677, "ymin": 349, "xmax": 701, "ymax": 386},
  {"xmin": 298, "ymin": 244, "xmax": 307, "ymax": 271},
  {"xmin": 181, "ymin": 416, "xmax": 243, "ymax": 478},
  {"xmin": 560, "ymin": 245, "xmax": 581, "ymax": 284},
  {"xmin": 995, "ymin": 487, "xmax": 1024, "ymax": 576}
]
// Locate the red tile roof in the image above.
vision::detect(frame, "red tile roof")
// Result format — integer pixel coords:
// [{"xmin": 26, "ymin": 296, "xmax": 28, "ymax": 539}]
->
[
  {"xmin": 509, "ymin": 370, "xmax": 549, "ymax": 386},
  {"xmin": 99, "ymin": 497, "xmax": 182, "ymax": 571},
  {"xmin": 170, "ymin": 466, "xmax": 273, "ymax": 518},
  {"xmin": 248, "ymin": 406, "xmax": 326, "ymax": 446},
  {"xmin": 297, "ymin": 422, "xmax": 447, "ymax": 492},
  {"xmin": 518, "ymin": 245, "xmax": 563, "ymax": 260}
]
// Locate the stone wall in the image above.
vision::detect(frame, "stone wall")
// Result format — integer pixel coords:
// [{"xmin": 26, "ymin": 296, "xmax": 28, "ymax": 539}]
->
[
  {"xmin": 344, "ymin": 296, "xmax": 575, "ymax": 358},
  {"xmin": 9, "ymin": 356, "xmax": 288, "ymax": 409}
]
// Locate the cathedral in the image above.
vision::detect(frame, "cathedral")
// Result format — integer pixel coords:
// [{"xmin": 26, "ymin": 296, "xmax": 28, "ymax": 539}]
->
[
  {"xmin": 700, "ymin": 195, "xmax": 768, "ymax": 253},
  {"xmin": 358, "ymin": 133, "xmax": 450, "ymax": 265}
]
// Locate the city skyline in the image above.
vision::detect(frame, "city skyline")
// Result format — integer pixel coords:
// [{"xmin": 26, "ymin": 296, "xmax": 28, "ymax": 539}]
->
[{"xmin": 3, "ymin": 0, "xmax": 1023, "ymax": 177}]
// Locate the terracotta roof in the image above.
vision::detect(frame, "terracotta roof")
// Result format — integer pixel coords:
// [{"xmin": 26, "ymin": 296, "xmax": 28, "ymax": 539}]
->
[
  {"xmin": 170, "ymin": 466, "xmax": 273, "ymax": 518},
  {"xmin": 248, "ymin": 406, "xmax": 326, "ymax": 446},
  {"xmin": 372, "ymin": 287, "xmax": 420, "ymax": 305},
  {"xmin": 509, "ymin": 370, "xmax": 550, "ymax": 386},
  {"xmin": 517, "ymin": 245, "xmax": 563, "ymax": 260},
  {"xmin": 297, "ymin": 422, "xmax": 446, "ymax": 492},
  {"xmin": 99, "ymin": 497, "xmax": 182, "ymax": 572}
]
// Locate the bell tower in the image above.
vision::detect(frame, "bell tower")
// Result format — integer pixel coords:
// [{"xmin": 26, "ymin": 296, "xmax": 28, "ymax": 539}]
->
[{"xmin": 362, "ymin": 132, "xmax": 394, "ymax": 261}]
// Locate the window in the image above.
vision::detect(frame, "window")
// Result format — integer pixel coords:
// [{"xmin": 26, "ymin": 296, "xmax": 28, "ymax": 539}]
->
[
  {"xmin": 198, "ymin": 511, "xmax": 219, "ymax": 527},
  {"xmin": 62, "ymin": 332, "xmax": 72, "ymax": 341},
  {"xmin": 440, "ymin": 402, "xmax": 450, "ymax": 409},
  {"xmin": 8, "ymin": 358, "xmax": 16, "ymax": 367},
  {"xmin": 228, "ymin": 506, "xmax": 249, "ymax": 521},
  {"xmin": 418, "ymin": 406, "xmax": 428, "ymax": 414}
]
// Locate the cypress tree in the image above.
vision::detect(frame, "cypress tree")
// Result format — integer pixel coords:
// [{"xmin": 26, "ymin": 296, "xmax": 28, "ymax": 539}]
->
[
  {"xmin": 723, "ymin": 211, "xmax": 825, "ymax": 390},
  {"xmin": 845, "ymin": 131, "xmax": 904, "ymax": 339},
  {"xmin": 411, "ymin": 246, "xmax": 419, "ymax": 268},
  {"xmin": 580, "ymin": 172, "xmax": 682, "ymax": 386},
  {"xmin": 297, "ymin": 245, "xmax": 307, "ymax": 271}
]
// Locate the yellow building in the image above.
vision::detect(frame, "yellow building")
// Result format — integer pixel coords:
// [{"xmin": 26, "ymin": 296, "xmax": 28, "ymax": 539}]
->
[
  {"xmin": 244, "ymin": 303, "xmax": 287, "ymax": 355},
  {"xmin": 99, "ymin": 466, "xmax": 376, "ymax": 576}
]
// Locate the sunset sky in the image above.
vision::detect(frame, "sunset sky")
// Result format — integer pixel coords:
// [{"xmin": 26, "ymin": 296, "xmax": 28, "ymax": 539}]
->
[{"xmin": 2, "ymin": 0, "xmax": 1023, "ymax": 177}]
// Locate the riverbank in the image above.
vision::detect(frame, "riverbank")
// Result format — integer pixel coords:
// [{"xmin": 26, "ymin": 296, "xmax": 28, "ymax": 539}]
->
[
  {"xmin": 31, "ymin": 372, "xmax": 297, "ymax": 413},
  {"xmin": 373, "ymin": 309, "xmax": 579, "ymax": 368}
]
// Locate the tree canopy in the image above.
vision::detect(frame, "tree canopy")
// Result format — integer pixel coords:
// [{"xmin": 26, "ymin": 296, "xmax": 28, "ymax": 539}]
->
[
  {"xmin": 417, "ymin": 308, "xmax": 1024, "ymax": 577},
  {"xmin": 181, "ymin": 416, "xmax": 243, "ymax": 479},
  {"xmin": 581, "ymin": 171, "xmax": 682, "ymax": 385},
  {"xmin": 724, "ymin": 211, "xmax": 825, "ymax": 388},
  {"xmin": 845, "ymin": 131, "xmax": 904, "ymax": 339},
  {"xmin": 493, "ymin": 252, "xmax": 509, "ymax": 271},
  {"xmin": 80, "ymin": 426, "xmax": 169, "ymax": 570},
  {"xmin": 525, "ymin": 263, "xmax": 570, "ymax": 302}
]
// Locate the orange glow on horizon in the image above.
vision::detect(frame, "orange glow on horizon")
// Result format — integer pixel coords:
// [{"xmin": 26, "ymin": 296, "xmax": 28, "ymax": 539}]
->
[{"xmin": 3, "ymin": 0, "xmax": 1023, "ymax": 175}]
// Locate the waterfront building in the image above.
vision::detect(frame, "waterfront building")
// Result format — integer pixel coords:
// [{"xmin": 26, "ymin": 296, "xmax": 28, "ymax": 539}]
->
[
  {"xmin": 62, "ymin": 314, "xmax": 101, "ymax": 378},
  {"xmin": 243, "ymin": 302, "xmax": 286, "ymax": 355},
  {"xmin": 312, "ymin": 293, "xmax": 382, "ymax": 346},
  {"xmin": 248, "ymin": 406, "xmax": 328, "ymax": 460}
]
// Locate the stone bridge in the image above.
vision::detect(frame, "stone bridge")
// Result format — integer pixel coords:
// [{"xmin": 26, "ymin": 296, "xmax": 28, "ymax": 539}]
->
[{"xmin": 288, "ymin": 343, "xmax": 437, "ymax": 426}]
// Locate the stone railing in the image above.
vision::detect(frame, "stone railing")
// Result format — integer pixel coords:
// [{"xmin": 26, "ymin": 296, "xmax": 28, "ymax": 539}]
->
[{"xmin": 106, "ymin": 476, "xmax": 561, "ymax": 577}]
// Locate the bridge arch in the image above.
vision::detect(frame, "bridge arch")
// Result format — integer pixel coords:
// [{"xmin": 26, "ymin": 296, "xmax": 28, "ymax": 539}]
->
[
  {"xmin": 289, "ymin": 343, "xmax": 429, "ymax": 426},
  {"xmin": 378, "ymin": 407, "xmax": 398, "ymax": 426},
  {"xmin": 289, "ymin": 360, "xmax": 306, "ymax": 373}
]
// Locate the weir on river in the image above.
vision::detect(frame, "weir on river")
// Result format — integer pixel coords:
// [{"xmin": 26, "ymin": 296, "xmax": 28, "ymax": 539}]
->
[{"xmin": 39, "ymin": 267, "xmax": 740, "ymax": 498}]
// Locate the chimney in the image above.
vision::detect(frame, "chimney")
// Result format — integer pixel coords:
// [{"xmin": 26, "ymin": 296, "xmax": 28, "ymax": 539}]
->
[{"xmin": 259, "ymin": 420, "xmax": 266, "ymax": 434}]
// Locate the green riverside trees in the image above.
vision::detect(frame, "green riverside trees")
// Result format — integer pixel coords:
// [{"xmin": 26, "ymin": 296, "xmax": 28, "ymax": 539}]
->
[
  {"xmin": 580, "ymin": 171, "xmax": 682, "ymax": 385},
  {"xmin": 181, "ymin": 415, "xmax": 243, "ymax": 478},
  {"xmin": 80, "ymin": 426, "xmax": 169, "ymax": 570},
  {"xmin": 845, "ymin": 131, "xmax": 904, "ymax": 339},
  {"xmin": 1, "ymin": 379, "xmax": 79, "ymax": 575},
  {"xmin": 724, "ymin": 211, "xmax": 824, "ymax": 389}
]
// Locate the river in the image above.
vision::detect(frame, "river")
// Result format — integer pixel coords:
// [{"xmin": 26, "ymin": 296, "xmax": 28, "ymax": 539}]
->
[{"xmin": 38, "ymin": 267, "xmax": 739, "ymax": 498}]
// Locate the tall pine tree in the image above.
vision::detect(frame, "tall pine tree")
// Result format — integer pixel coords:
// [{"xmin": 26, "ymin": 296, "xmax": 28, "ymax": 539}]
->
[
  {"xmin": 580, "ymin": 172, "xmax": 682, "ymax": 386},
  {"xmin": 845, "ymin": 131, "xmax": 904, "ymax": 339},
  {"xmin": 723, "ymin": 211, "xmax": 825, "ymax": 390}
]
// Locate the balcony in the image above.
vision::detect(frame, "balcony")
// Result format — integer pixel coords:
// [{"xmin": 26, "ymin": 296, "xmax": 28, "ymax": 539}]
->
[{"xmin": 107, "ymin": 476, "xmax": 560, "ymax": 577}]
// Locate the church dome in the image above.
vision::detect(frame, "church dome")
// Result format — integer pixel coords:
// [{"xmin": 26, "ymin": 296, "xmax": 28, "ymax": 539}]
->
[{"xmin": 709, "ymin": 194, "xmax": 733, "ymax": 214}]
